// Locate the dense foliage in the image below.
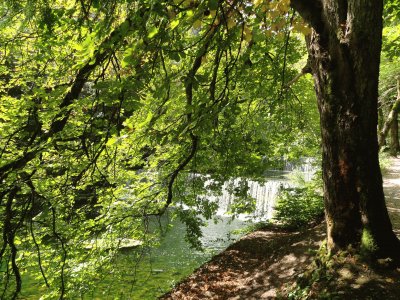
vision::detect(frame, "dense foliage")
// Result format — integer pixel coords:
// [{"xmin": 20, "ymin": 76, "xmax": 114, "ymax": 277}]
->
[
  {"xmin": 379, "ymin": 0, "xmax": 400, "ymax": 154},
  {"xmin": 274, "ymin": 171, "xmax": 324, "ymax": 228},
  {"xmin": 0, "ymin": 0, "xmax": 399, "ymax": 298},
  {"xmin": 0, "ymin": 1, "xmax": 320, "ymax": 298}
]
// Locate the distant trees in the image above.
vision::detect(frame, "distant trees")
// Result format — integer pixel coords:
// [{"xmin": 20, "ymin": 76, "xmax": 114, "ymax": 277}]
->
[
  {"xmin": 379, "ymin": 0, "xmax": 400, "ymax": 155},
  {"xmin": 379, "ymin": 75, "xmax": 400, "ymax": 155}
]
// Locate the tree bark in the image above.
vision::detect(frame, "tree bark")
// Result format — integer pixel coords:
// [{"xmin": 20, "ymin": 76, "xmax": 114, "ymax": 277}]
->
[{"xmin": 292, "ymin": 0, "xmax": 400, "ymax": 259}]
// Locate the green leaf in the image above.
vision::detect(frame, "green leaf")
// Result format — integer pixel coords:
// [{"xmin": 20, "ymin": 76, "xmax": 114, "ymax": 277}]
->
[
  {"xmin": 170, "ymin": 19, "xmax": 180, "ymax": 30},
  {"xmin": 148, "ymin": 27, "xmax": 159, "ymax": 38},
  {"xmin": 169, "ymin": 51, "xmax": 181, "ymax": 62},
  {"xmin": 208, "ymin": 0, "xmax": 219, "ymax": 10},
  {"xmin": 106, "ymin": 136, "xmax": 118, "ymax": 147}
]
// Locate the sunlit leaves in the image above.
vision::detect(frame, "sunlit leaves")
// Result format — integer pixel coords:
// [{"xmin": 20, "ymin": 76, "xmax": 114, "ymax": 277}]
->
[
  {"xmin": 243, "ymin": 25, "xmax": 252, "ymax": 42},
  {"xmin": 384, "ymin": 0, "xmax": 400, "ymax": 23},
  {"xmin": 148, "ymin": 26, "xmax": 159, "ymax": 38},
  {"xmin": 0, "ymin": 0, "xmax": 322, "ymax": 298},
  {"xmin": 292, "ymin": 20, "xmax": 312, "ymax": 36},
  {"xmin": 192, "ymin": 18, "xmax": 203, "ymax": 30},
  {"xmin": 170, "ymin": 18, "xmax": 180, "ymax": 29},
  {"xmin": 383, "ymin": 24, "xmax": 400, "ymax": 59}
]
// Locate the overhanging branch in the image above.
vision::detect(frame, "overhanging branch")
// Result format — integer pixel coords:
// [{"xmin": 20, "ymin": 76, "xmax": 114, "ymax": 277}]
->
[
  {"xmin": 285, "ymin": 62, "xmax": 312, "ymax": 88},
  {"xmin": 0, "ymin": 16, "xmax": 137, "ymax": 180}
]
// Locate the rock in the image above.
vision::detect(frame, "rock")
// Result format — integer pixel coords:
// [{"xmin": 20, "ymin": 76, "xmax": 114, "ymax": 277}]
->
[{"xmin": 83, "ymin": 238, "xmax": 143, "ymax": 250}]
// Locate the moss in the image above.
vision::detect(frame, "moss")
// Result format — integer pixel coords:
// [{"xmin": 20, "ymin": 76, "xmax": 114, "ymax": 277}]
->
[{"xmin": 360, "ymin": 228, "xmax": 378, "ymax": 258}]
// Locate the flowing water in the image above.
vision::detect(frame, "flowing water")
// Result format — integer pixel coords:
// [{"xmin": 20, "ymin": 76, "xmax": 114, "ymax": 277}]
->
[
  {"xmin": 85, "ymin": 172, "xmax": 301, "ymax": 299},
  {"xmin": 211, "ymin": 177, "xmax": 288, "ymax": 220},
  {"xmin": 21, "ymin": 164, "xmax": 314, "ymax": 299}
]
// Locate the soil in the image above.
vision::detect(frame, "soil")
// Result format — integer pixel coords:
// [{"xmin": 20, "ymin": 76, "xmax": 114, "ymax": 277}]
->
[{"xmin": 160, "ymin": 158, "xmax": 400, "ymax": 299}]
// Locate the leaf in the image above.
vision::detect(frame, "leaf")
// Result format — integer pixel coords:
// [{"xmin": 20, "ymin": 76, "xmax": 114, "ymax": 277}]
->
[
  {"xmin": 192, "ymin": 19, "xmax": 202, "ymax": 30},
  {"xmin": 227, "ymin": 18, "xmax": 236, "ymax": 29},
  {"xmin": 170, "ymin": 19, "xmax": 180, "ymax": 30},
  {"xmin": 299, "ymin": 26, "xmax": 312, "ymax": 36},
  {"xmin": 244, "ymin": 26, "xmax": 252, "ymax": 42},
  {"xmin": 119, "ymin": 20, "xmax": 130, "ymax": 35},
  {"xmin": 253, "ymin": 0, "xmax": 263, "ymax": 7},
  {"xmin": 72, "ymin": 42, "xmax": 83, "ymax": 51},
  {"xmin": 92, "ymin": 0, "xmax": 100, "ymax": 8},
  {"xmin": 169, "ymin": 51, "xmax": 181, "ymax": 62},
  {"xmin": 106, "ymin": 136, "xmax": 118, "ymax": 147},
  {"xmin": 208, "ymin": 0, "xmax": 219, "ymax": 10},
  {"xmin": 293, "ymin": 22, "xmax": 312, "ymax": 36},
  {"xmin": 121, "ymin": 53, "xmax": 138, "ymax": 68},
  {"xmin": 138, "ymin": 111, "xmax": 153, "ymax": 129},
  {"xmin": 148, "ymin": 27, "xmax": 159, "ymax": 38}
]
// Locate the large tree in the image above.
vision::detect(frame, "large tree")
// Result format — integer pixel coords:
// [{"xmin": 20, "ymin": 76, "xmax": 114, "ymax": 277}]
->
[{"xmin": 291, "ymin": 0, "xmax": 400, "ymax": 259}]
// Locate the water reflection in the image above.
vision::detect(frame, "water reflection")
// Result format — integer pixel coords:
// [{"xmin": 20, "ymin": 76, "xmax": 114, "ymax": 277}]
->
[
  {"xmin": 92, "ymin": 215, "xmax": 249, "ymax": 299},
  {"xmin": 92, "ymin": 170, "xmax": 311, "ymax": 299}
]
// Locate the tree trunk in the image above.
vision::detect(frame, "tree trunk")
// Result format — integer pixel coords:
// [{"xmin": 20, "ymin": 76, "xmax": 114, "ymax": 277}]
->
[
  {"xmin": 292, "ymin": 0, "xmax": 400, "ymax": 260},
  {"xmin": 389, "ymin": 112, "xmax": 399, "ymax": 156}
]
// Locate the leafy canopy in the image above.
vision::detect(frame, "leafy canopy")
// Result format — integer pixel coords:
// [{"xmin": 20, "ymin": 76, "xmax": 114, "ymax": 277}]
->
[{"xmin": 0, "ymin": 0, "xmax": 320, "ymax": 298}]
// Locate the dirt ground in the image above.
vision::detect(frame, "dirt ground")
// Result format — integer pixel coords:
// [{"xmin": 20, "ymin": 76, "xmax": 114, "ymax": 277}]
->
[{"xmin": 161, "ymin": 158, "xmax": 400, "ymax": 299}]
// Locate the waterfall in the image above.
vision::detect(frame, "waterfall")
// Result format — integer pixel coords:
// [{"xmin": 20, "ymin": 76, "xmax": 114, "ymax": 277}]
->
[
  {"xmin": 251, "ymin": 180, "xmax": 288, "ymax": 219},
  {"xmin": 283, "ymin": 157, "xmax": 316, "ymax": 181},
  {"xmin": 207, "ymin": 177, "xmax": 289, "ymax": 221},
  {"xmin": 186, "ymin": 158, "xmax": 315, "ymax": 221}
]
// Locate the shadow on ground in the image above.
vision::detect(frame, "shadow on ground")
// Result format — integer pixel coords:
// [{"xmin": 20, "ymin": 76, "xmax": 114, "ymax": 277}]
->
[
  {"xmin": 161, "ymin": 224, "xmax": 325, "ymax": 299},
  {"xmin": 161, "ymin": 158, "xmax": 400, "ymax": 299}
]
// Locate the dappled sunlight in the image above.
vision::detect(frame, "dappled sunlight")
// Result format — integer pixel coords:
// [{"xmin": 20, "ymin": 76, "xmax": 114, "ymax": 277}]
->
[
  {"xmin": 384, "ymin": 158, "xmax": 400, "ymax": 236},
  {"xmin": 319, "ymin": 256, "xmax": 400, "ymax": 299},
  {"xmin": 162, "ymin": 224, "xmax": 326, "ymax": 299},
  {"xmin": 163, "ymin": 158, "xmax": 400, "ymax": 299}
]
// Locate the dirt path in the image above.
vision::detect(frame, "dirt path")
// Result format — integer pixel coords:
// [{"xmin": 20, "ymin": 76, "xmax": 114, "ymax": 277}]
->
[
  {"xmin": 383, "ymin": 158, "xmax": 400, "ymax": 236},
  {"xmin": 161, "ymin": 158, "xmax": 400, "ymax": 299},
  {"xmin": 161, "ymin": 225, "xmax": 326, "ymax": 299}
]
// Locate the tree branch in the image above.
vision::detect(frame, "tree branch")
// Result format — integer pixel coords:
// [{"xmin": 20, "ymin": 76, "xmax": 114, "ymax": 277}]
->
[
  {"xmin": 161, "ymin": 22, "xmax": 221, "ymax": 213},
  {"xmin": 285, "ymin": 62, "xmax": 312, "ymax": 88},
  {"xmin": 0, "ymin": 16, "xmax": 137, "ymax": 179}
]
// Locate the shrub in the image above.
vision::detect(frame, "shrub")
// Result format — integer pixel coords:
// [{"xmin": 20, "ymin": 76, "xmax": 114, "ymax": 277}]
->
[
  {"xmin": 274, "ymin": 176, "xmax": 324, "ymax": 228},
  {"xmin": 379, "ymin": 150, "xmax": 392, "ymax": 175}
]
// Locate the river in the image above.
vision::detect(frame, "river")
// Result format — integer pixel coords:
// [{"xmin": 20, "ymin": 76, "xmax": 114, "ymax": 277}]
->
[
  {"xmin": 21, "ymin": 167, "xmax": 313, "ymax": 299},
  {"xmin": 84, "ymin": 174, "xmax": 294, "ymax": 299}
]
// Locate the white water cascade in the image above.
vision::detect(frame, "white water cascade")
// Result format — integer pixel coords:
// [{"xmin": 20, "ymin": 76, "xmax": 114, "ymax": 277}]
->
[
  {"xmin": 207, "ymin": 178, "xmax": 289, "ymax": 220},
  {"xmin": 206, "ymin": 159, "xmax": 315, "ymax": 220}
]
